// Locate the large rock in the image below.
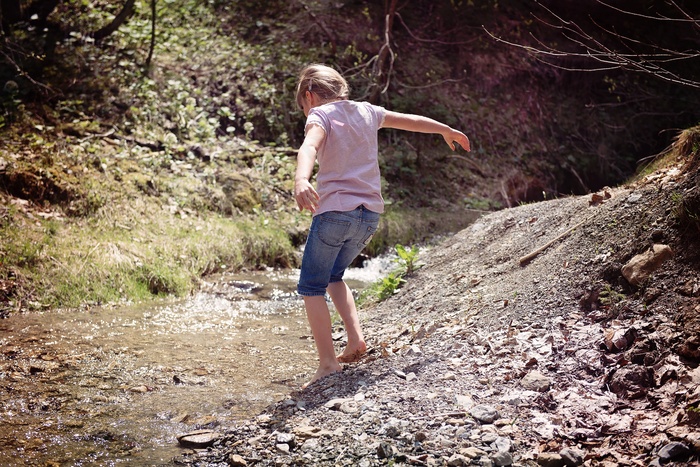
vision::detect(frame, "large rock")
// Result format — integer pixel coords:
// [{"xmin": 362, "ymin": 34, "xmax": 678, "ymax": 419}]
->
[{"xmin": 621, "ymin": 244, "xmax": 673, "ymax": 286}]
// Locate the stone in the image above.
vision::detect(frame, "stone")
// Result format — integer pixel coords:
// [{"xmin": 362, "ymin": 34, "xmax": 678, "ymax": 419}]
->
[
  {"xmin": 536, "ymin": 452, "xmax": 565, "ymax": 467},
  {"xmin": 658, "ymin": 441, "xmax": 690, "ymax": 462},
  {"xmin": 275, "ymin": 443, "xmax": 290, "ymax": 454},
  {"xmin": 176, "ymin": 430, "xmax": 220, "ymax": 448},
  {"xmin": 455, "ymin": 394, "xmax": 474, "ymax": 410},
  {"xmin": 377, "ymin": 441, "xmax": 394, "ymax": 459},
  {"xmin": 491, "ymin": 450, "xmax": 513, "ymax": 466},
  {"xmin": 559, "ymin": 447, "xmax": 584, "ymax": 466},
  {"xmin": 276, "ymin": 432, "xmax": 296, "ymax": 449},
  {"xmin": 621, "ymin": 244, "xmax": 673, "ymax": 286},
  {"xmin": 447, "ymin": 453, "xmax": 470, "ymax": 466},
  {"xmin": 460, "ymin": 447, "xmax": 487, "ymax": 458},
  {"xmin": 470, "ymin": 405, "xmax": 499, "ymax": 423},
  {"xmin": 228, "ymin": 454, "xmax": 248, "ymax": 467},
  {"xmin": 521, "ymin": 371, "xmax": 551, "ymax": 392}
]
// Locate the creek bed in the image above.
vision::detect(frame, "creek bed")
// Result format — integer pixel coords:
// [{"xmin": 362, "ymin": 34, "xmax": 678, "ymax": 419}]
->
[{"xmin": 0, "ymin": 257, "xmax": 394, "ymax": 466}]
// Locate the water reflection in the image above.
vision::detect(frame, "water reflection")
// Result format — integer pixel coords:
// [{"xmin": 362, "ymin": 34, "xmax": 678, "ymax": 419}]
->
[{"xmin": 0, "ymin": 256, "xmax": 394, "ymax": 466}]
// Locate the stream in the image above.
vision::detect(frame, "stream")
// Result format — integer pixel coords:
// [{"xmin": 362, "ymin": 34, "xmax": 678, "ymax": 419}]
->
[{"xmin": 0, "ymin": 256, "xmax": 395, "ymax": 466}]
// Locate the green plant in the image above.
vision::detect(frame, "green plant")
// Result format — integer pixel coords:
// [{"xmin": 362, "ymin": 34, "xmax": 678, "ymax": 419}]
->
[
  {"xmin": 359, "ymin": 243, "xmax": 421, "ymax": 305},
  {"xmin": 394, "ymin": 243, "xmax": 423, "ymax": 275},
  {"xmin": 599, "ymin": 284, "xmax": 626, "ymax": 305},
  {"xmin": 377, "ymin": 272, "xmax": 406, "ymax": 300}
]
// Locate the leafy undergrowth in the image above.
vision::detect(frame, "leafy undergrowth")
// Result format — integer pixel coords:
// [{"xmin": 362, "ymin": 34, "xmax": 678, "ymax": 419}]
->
[{"xmin": 2, "ymin": 1, "xmax": 698, "ymax": 314}]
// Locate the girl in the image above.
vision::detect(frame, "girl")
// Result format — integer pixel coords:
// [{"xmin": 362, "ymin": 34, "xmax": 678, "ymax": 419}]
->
[{"xmin": 294, "ymin": 64, "xmax": 470, "ymax": 388}]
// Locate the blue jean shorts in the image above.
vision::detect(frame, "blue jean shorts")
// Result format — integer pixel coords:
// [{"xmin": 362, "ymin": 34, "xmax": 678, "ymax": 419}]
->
[{"xmin": 297, "ymin": 205, "xmax": 380, "ymax": 297}]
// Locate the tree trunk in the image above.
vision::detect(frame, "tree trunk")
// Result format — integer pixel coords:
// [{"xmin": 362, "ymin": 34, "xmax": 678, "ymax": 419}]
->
[
  {"xmin": 144, "ymin": 0, "xmax": 156, "ymax": 75},
  {"xmin": 92, "ymin": 0, "xmax": 136, "ymax": 43}
]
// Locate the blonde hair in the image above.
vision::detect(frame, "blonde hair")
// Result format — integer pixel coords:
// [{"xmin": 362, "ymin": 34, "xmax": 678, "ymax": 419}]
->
[{"xmin": 295, "ymin": 64, "xmax": 350, "ymax": 110}]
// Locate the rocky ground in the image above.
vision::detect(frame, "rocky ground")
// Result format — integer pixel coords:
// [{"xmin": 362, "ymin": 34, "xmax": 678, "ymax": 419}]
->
[{"xmin": 175, "ymin": 155, "xmax": 700, "ymax": 466}]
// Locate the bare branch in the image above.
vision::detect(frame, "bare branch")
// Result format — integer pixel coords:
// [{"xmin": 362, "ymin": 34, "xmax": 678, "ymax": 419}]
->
[
  {"xmin": 394, "ymin": 12, "xmax": 478, "ymax": 46},
  {"xmin": 485, "ymin": 0, "xmax": 700, "ymax": 89}
]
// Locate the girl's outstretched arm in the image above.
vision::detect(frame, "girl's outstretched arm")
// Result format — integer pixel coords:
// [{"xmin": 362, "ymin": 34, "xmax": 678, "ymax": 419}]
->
[{"xmin": 383, "ymin": 110, "xmax": 470, "ymax": 152}]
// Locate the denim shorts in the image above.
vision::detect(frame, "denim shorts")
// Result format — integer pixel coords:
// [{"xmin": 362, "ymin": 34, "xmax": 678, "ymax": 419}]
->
[{"xmin": 297, "ymin": 205, "xmax": 380, "ymax": 296}]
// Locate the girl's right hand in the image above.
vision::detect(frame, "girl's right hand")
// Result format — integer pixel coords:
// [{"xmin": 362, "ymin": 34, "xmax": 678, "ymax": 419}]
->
[
  {"xmin": 295, "ymin": 178, "xmax": 320, "ymax": 212},
  {"xmin": 443, "ymin": 128, "xmax": 471, "ymax": 152}
]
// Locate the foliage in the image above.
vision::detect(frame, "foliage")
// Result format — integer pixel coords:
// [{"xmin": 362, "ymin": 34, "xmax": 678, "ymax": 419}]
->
[
  {"xmin": 395, "ymin": 244, "xmax": 424, "ymax": 276},
  {"xmin": 2, "ymin": 0, "xmax": 700, "ymax": 313},
  {"xmin": 359, "ymin": 243, "xmax": 421, "ymax": 305},
  {"xmin": 376, "ymin": 272, "xmax": 406, "ymax": 301}
]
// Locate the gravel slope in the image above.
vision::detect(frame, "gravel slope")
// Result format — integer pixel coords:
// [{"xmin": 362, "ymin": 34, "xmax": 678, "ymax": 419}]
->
[{"xmin": 179, "ymin": 160, "xmax": 700, "ymax": 466}]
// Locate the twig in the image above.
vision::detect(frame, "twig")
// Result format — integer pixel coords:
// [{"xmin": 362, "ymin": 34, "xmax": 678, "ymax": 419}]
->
[
  {"xmin": 77, "ymin": 242, "xmax": 101, "ymax": 275},
  {"xmin": 519, "ymin": 217, "xmax": 589, "ymax": 266}
]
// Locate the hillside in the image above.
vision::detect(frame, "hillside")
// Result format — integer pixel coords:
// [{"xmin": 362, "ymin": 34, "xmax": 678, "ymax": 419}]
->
[
  {"xmin": 2, "ymin": 1, "xmax": 700, "ymax": 312},
  {"xmin": 180, "ymin": 137, "xmax": 700, "ymax": 465}
]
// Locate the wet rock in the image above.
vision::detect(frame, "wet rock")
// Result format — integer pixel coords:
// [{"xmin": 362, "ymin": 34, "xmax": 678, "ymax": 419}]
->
[{"xmin": 177, "ymin": 429, "xmax": 220, "ymax": 448}]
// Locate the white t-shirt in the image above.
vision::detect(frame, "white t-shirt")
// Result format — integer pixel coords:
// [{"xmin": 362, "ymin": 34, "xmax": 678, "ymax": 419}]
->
[{"xmin": 305, "ymin": 100, "xmax": 386, "ymax": 216}]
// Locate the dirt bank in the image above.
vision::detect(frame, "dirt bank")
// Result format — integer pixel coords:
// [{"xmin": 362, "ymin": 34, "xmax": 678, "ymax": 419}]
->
[{"xmin": 177, "ymin": 157, "xmax": 700, "ymax": 466}]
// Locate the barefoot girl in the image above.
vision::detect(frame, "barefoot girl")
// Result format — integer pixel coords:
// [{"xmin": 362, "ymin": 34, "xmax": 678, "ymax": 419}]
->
[{"xmin": 294, "ymin": 64, "xmax": 470, "ymax": 388}]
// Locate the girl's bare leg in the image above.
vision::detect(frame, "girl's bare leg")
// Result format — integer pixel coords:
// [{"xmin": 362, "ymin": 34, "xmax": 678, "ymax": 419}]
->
[
  {"xmin": 302, "ymin": 295, "xmax": 342, "ymax": 388},
  {"xmin": 327, "ymin": 281, "xmax": 367, "ymax": 363}
]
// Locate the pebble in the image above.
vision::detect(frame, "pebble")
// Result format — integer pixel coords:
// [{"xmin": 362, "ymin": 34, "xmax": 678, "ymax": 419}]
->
[
  {"xmin": 520, "ymin": 371, "xmax": 551, "ymax": 392},
  {"xmin": 559, "ymin": 447, "xmax": 584, "ymax": 466},
  {"xmin": 658, "ymin": 441, "xmax": 690, "ymax": 462},
  {"xmin": 176, "ymin": 430, "xmax": 220, "ymax": 448},
  {"xmin": 470, "ymin": 405, "xmax": 499, "ymax": 424},
  {"xmin": 228, "ymin": 454, "xmax": 247, "ymax": 467}
]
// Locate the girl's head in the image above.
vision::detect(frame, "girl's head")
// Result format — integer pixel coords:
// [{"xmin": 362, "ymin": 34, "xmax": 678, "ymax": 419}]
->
[{"xmin": 296, "ymin": 64, "xmax": 350, "ymax": 111}]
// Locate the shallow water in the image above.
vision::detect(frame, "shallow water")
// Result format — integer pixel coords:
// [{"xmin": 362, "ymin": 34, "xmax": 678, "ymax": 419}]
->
[{"xmin": 0, "ymin": 257, "xmax": 394, "ymax": 466}]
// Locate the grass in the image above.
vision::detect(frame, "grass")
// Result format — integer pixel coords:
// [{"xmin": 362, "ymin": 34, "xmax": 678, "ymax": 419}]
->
[{"xmin": 0, "ymin": 193, "xmax": 300, "ymax": 310}]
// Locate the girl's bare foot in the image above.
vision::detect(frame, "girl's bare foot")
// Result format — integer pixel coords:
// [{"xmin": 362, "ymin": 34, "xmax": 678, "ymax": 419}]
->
[
  {"xmin": 337, "ymin": 341, "xmax": 367, "ymax": 363},
  {"xmin": 302, "ymin": 363, "xmax": 342, "ymax": 389}
]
